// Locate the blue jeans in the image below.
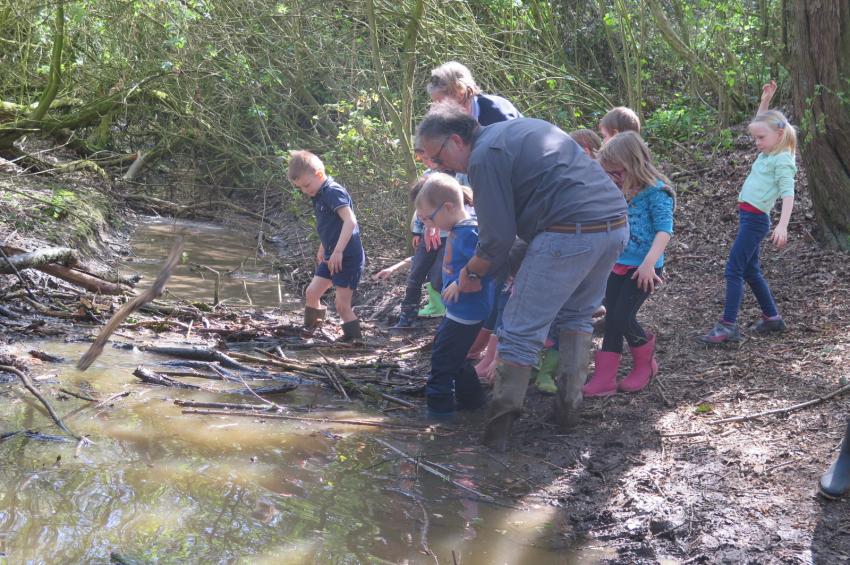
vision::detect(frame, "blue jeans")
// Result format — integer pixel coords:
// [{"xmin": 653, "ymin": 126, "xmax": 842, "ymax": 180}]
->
[
  {"xmin": 401, "ymin": 237, "xmax": 446, "ymax": 315},
  {"xmin": 723, "ymin": 209, "xmax": 779, "ymax": 323},
  {"xmin": 498, "ymin": 226, "xmax": 629, "ymax": 366},
  {"xmin": 427, "ymin": 318, "xmax": 485, "ymax": 413}
]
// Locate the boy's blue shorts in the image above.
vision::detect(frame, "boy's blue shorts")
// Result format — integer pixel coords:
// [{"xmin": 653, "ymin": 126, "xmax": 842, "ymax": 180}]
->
[{"xmin": 315, "ymin": 257, "xmax": 363, "ymax": 290}]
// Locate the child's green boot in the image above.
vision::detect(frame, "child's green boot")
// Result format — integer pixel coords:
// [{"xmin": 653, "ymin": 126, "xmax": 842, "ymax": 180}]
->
[
  {"xmin": 533, "ymin": 348, "xmax": 560, "ymax": 394},
  {"xmin": 418, "ymin": 283, "xmax": 446, "ymax": 318}
]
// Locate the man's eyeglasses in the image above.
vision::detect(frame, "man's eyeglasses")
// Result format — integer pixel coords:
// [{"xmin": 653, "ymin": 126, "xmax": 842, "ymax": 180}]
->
[
  {"xmin": 431, "ymin": 136, "xmax": 451, "ymax": 167},
  {"xmin": 420, "ymin": 201, "xmax": 446, "ymax": 223}
]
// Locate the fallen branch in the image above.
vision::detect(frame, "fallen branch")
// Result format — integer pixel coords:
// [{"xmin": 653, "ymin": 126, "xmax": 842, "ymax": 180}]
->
[
  {"xmin": 0, "ymin": 364, "xmax": 82, "ymax": 440},
  {"xmin": 0, "ymin": 247, "xmax": 78, "ymax": 274},
  {"xmin": 77, "ymin": 237, "xmax": 185, "ymax": 370},
  {"xmin": 181, "ymin": 409, "xmax": 429, "ymax": 431},
  {"xmin": 0, "ymin": 246, "xmax": 37, "ymax": 300},
  {"xmin": 134, "ymin": 366, "xmax": 296, "ymax": 396},
  {"xmin": 145, "ymin": 346, "xmax": 257, "ymax": 372},
  {"xmin": 380, "ymin": 393, "xmax": 415, "ymax": 408},
  {"xmin": 321, "ymin": 363, "xmax": 351, "ymax": 401},
  {"xmin": 3, "ymin": 246, "xmax": 129, "ymax": 295},
  {"xmin": 59, "ymin": 387, "xmax": 98, "ymax": 401},
  {"xmin": 231, "ymin": 350, "xmax": 310, "ymax": 372},
  {"xmin": 174, "ymin": 399, "xmax": 277, "ymax": 411},
  {"xmin": 133, "ymin": 366, "xmax": 203, "ymax": 389},
  {"xmin": 708, "ymin": 382, "xmax": 850, "ymax": 425}
]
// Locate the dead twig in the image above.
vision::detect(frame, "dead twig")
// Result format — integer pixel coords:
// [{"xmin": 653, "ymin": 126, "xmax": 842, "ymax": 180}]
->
[
  {"xmin": 708, "ymin": 382, "xmax": 850, "ymax": 425},
  {"xmin": 59, "ymin": 387, "xmax": 98, "ymax": 402},
  {"xmin": 416, "ymin": 498, "xmax": 438, "ymax": 563},
  {"xmin": 0, "ymin": 364, "xmax": 83, "ymax": 440},
  {"xmin": 374, "ymin": 438, "xmax": 496, "ymax": 503}
]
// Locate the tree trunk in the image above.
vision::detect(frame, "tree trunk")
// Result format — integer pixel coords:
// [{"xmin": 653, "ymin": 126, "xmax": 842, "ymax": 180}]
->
[
  {"xmin": 790, "ymin": 1, "xmax": 850, "ymax": 250},
  {"xmin": 29, "ymin": 1, "xmax": 64, "ymax": 122}
]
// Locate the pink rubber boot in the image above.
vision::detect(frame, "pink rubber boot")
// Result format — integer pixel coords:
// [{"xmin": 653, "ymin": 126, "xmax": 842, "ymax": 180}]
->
[
  {"xmin": 581, "ymin": 350, "xmax": 621, "ymax": 397},
  {"xmin": 475, "ymin": 335, "xmax": 499, "ymax": 381},
  {"xmin": 619, "ymin": 334, "xmax": 658, "ymax": 393}
]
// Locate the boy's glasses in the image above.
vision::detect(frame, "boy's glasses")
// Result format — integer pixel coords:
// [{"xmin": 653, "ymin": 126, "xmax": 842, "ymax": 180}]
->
[
  {"xmin": 430, "ymin": 136, "xmax": 451, "ymax": 167},
  {"xmin": 420, "ymin": 202, "xmax": 446, "ymax": 223}
]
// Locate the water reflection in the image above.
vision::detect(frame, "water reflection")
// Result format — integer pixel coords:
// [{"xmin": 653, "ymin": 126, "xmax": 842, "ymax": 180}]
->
[
  {"xmin": 122, "ymin": 217, "xmax": 301, "ymax": 309},
  {"xmin": 0, "ymin": 217, "xmax": 615, "ymax": 564}
]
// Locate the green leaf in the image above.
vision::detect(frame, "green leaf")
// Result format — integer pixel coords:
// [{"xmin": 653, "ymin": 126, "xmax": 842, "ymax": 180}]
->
[{"xmin": 694, "ymin": 402, "xmax": 714, "ymax": 414}]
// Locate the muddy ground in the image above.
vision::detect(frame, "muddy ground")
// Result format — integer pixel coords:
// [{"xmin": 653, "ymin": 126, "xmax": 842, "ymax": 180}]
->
[
  {"xmin": 350, "ymin": 133, "xmax": 850, "ymax": 563},
  {"xmin": 3, "ymin": 129, "xmax": 850, "ymax": 563}
]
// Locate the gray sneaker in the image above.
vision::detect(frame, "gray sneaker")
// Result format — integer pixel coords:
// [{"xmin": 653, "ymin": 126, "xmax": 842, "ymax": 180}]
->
[
  {"xmin": 752, "ymin": 316, "xmax": 786, "ymax": 334},
  {"xmin": 698, "ymin": 321, "xmax": 742, "ymax": 344}
]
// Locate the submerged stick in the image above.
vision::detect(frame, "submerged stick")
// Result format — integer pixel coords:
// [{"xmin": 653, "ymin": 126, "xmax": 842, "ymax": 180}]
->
[
  {"xmin": 133, "ymin": 366, "xmax": 203, "ymax": 389},
  {"xmin": 242, "ymin": 279, "xmax": 252, "ymax": 306},
  {"xmin": 59, "ymin": 387, "xmax": 98, "ymax": 402},
  {"xmin": 146, "ymin": 346, "xmax": 256, "ymax": 372},
  {"xmin": 174, "ymin": 399, "xmax": 277, "ymax": 411},
  {"xmin": 78, "ymin": 236, "xmax": 185, "ymax": 370},
  {"xmin": 373, "ymin": 439, "xmax": 495, "ymax": 503},
  {"xmin": 0, "ymin": 365, "xmax": 82, "ymax": 440}
]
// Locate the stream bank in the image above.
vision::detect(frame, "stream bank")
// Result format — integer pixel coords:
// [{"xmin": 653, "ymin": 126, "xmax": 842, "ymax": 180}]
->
[{"xmin": 2, "ymin": 134, "xmax": 850, "ymax": 563}]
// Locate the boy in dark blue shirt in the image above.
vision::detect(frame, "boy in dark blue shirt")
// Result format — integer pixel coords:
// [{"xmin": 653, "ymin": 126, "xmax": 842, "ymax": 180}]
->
[
  {"xmin": 287, "ymin": 150, "xmax": 365, "ymax": 340},
  {"xmin": 414, "ymin": 172, "xmax": 495, "ymax": 415}
]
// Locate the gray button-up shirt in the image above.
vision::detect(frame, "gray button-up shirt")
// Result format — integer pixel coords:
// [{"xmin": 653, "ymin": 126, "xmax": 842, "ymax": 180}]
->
[{"xmin": 468, "ymin": 118, "xmax": 628, "ymax": 265}]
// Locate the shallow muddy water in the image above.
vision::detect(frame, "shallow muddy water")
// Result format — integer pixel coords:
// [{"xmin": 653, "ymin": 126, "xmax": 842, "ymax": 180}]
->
[
  {"xmin": 0, "ymin": 219, "xmax": 613, "ymax": 564},
  {"xmin": 122, "ymin": 217, "xmax": 301, "ymax": 309}
]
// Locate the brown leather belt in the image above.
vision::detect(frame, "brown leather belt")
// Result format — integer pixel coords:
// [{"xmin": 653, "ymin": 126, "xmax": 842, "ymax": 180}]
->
[{"xmin": 545, "ymin": 216, "xmax": 627, "ymax": 234}]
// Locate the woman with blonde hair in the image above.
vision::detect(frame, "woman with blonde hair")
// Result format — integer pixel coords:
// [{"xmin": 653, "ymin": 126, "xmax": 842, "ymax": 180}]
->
[{"xmin": 427, "ymin": 61, "xmax": 521, "ymax": 126}]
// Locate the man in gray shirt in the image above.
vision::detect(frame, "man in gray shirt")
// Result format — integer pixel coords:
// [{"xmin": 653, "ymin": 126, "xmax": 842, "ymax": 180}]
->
[{"xmin": 416, "ymin": 102, "xmax": 628, "ymax": 451}]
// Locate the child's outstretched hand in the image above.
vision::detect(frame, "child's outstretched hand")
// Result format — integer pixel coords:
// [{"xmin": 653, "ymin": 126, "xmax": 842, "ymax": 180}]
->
[
  {"xmin": 373, "ymin": 267, "xmax": 393, "ymax": 281},
  {"xmin": 760, "ymin": 80, "xmax": 777, "ymax": 111},
  {"xmin": 632, "ymin": 263, "xmax": 663, "ymax": 293},
  {"xmin": 441, "ymin": 281, "xmax": 460, "ymax": 303},
  {"xmin": 771, "ymin": 224, "xmax": 789, "ymax": 248}
]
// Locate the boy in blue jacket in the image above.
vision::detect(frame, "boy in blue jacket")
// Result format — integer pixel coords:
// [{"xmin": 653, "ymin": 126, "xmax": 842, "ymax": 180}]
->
[{"xmin": 414, "ymin": 172, "xmax": 495, "ymax": 416}]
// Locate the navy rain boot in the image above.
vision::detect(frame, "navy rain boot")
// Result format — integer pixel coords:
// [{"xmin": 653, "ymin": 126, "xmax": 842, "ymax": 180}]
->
[{"xmin": 820, "ymin": 419, "xmax": 850, "ymax": 499}]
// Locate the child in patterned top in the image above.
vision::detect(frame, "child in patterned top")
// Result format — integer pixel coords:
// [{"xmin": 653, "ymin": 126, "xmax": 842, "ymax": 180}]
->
[{"xmin": 583, "ymin": 131, "xmax": 675, "ymax": 396}]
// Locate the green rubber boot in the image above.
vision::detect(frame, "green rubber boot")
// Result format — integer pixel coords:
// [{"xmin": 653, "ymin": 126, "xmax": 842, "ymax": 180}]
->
[
  {"xmin": 418, "ymin": 283, "xmax": 446, "ymax": 318},
  {"xmin": 533, "ymin": 348, "xmax": 560, "ymax": 394}
]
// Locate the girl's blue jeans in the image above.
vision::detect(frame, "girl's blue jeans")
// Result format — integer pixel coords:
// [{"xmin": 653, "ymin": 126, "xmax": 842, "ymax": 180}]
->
[{"xmin": 723, "ymin": 209, "xmax": 779, "ymax": 324}]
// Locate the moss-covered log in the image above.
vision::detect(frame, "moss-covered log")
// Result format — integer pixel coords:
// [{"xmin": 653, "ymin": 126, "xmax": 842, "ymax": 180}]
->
[{"xmin": 0, "ymin": 247, "xmax": 78, "ymax": 274}]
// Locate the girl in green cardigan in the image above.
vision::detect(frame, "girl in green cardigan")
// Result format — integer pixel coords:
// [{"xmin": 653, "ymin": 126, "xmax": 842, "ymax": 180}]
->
[{"xmin": 700, "ymin": 81, "xmax": 797, "ymax": 343}]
